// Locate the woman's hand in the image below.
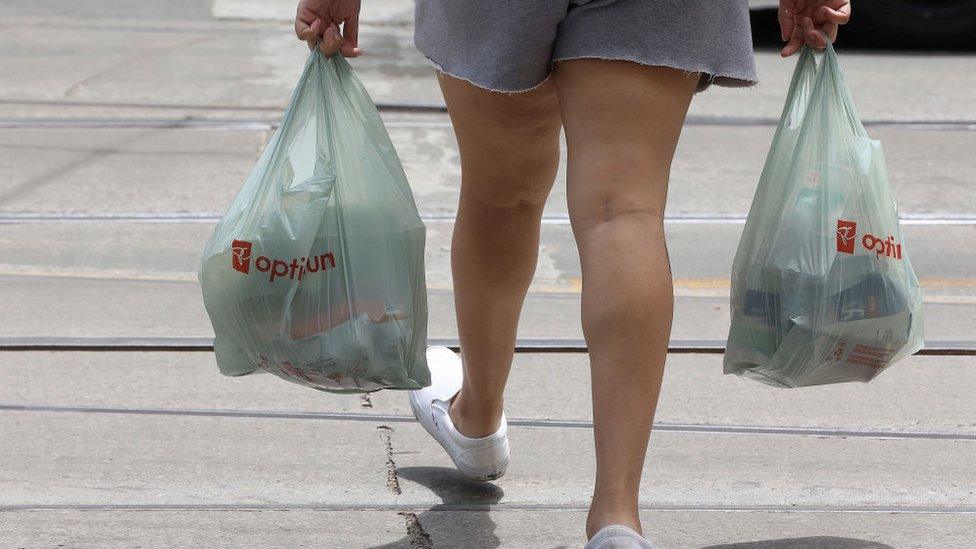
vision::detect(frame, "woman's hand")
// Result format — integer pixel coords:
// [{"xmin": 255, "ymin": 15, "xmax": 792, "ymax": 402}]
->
[
  {"xmin": 295, "ymin": 0, "xmax": 363, "ymax": 58},
  {"xmin": 779, "ymin": 0, "xmax": 851, "ymax": 57}
]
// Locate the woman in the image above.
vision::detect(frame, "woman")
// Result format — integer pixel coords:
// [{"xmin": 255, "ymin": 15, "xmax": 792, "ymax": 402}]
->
[{"xmin": 296, "ymin": 1, "xmax": 851, "ymax": 546}]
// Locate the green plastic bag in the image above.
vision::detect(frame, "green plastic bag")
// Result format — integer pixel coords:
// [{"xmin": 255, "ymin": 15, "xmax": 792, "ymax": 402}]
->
[
  {"xmin": 199, "ymin": 50, "xmax": 429, "ymax": 393},
  {"xmin": 724, "ymin": 44, "xmax": 923, "ymax": 388}
]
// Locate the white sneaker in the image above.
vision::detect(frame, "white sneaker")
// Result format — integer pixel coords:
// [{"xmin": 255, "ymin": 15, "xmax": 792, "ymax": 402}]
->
[
  {"xmin": 409, "ymin": 346, "xmax": 510, "ymax": 481},
  {"xmin": 584, "ymin": 525, "xmax": 661, "ymax": 549}
]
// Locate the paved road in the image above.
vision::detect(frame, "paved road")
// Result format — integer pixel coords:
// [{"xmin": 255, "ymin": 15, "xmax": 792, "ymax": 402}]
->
[{"xmin": 1, "ymin": 2, "xmax": 974, "ymax": 548}]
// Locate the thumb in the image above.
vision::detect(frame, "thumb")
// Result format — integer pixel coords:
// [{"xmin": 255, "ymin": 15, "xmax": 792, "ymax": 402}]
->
[
  {"xmin": 778, "ymin": 3, "xmax": 795, "ymax": 41},
  {"xmin": 340, "ymin": 13, "xmax": 362, "ymax": 57}
]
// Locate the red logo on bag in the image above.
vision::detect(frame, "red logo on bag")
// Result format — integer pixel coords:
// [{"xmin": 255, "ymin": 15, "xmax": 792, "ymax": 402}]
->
[
  {"xmin": 230, "ymin": 239, "xmax": 336, "ymax": 282},
  {"xmin": 231, "ymin": 240, "xmax": 253, "ymax": 273},
  {"xmin": 861, "ymin": 234, "xmax": 903, "ymax": 260},
  {"xmin": 835, "ymin": 219, "xmax": 903, "ymax": 260},
  {"xmin": 836, "ymin": 220, "xmax": 857, "ymax": 254}
]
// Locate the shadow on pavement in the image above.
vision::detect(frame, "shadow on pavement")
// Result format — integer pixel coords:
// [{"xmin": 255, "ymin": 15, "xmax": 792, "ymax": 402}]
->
[
  {"xmin": 704, "ymin": 536, "xmax": 894, "ymax": 549},
  {"xmin": 367, "ymin": 466, "xmax": 505, "ymax": 549}
]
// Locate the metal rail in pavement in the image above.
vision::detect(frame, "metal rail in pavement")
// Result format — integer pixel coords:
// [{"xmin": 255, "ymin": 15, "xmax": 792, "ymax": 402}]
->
[{"xmin": 1, "ymin": 337, "xmax": 973, "ymax": 355}]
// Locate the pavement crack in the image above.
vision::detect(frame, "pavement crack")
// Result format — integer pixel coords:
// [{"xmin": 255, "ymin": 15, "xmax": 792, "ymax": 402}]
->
[
  {"xmin": 398, "ymin": 511, "xmax": 433, "ymax": 549},
  {"xmin": 377, "ymin": 426, "xmax": 433, "ymax": 547},
  {"xmin": 376, "ymin": 425, "xmax": 401, "ymax": 495}
]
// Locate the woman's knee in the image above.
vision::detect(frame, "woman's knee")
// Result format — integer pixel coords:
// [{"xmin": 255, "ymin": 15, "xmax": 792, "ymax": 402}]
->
[
  {"xmin": 566, "ymin": 161, "xmax": 669, "ymax": 237},
  {"xmin": 457, "ymin": 136, "xmax": 560, "ymax": 209},
  {"xmin": 441, "ymin": 76, "xmax": 563, "ymax": 209},
  {"xmin": 568, "ymin": 191, "xmax": 666, "ymax": 238},
  {"xmin": 552, "ymin": 60, "xmax": 696, "ymax": 236}
]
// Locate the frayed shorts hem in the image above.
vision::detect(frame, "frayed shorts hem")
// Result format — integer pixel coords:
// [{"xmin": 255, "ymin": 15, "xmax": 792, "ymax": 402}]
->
[
  {"xmin": 420, "ymin": 51, "xmax": 758, "ymax": 95},
  {"xmin": 419, "ymin": 52, "xmax": 555, "ymax": 95},
  {"xmin": 413, "ymin": 0, "xmax": 758, "ymax": 95}
]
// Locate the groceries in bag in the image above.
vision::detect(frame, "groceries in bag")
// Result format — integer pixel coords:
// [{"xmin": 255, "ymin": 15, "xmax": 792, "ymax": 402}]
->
[
  {"xmin": 199, "ymin": 49, "xmax": 430, "ymax": 393},
  {"xmin": 724, "ymin": 43, "xmax": 923, "ymax": 388}
]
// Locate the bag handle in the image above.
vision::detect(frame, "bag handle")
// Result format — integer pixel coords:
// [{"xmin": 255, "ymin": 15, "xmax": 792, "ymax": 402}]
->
[
  {"xmin": 779, "ymin": 44, "xmax": 821, "ymax": 130},
  {"xmin": 819, "ymin": 40, "xmax": 867, "ymax": 137},
  {"xmin": 779, "ymin": 36, "xmax": 867, "ymax": 139}
]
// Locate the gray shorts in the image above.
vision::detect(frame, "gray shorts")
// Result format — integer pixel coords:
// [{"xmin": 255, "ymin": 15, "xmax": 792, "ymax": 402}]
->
[{"xmin": 414, "ymin": 0, "xmax": 759, "ymax": 93}]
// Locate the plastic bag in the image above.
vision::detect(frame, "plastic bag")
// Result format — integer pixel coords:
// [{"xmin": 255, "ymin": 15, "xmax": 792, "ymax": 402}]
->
[
  {"xmin": 199, "ymin": 50, "xmax": 430, "ymax": 393},
  {"xmin": 724, "ymin": 44, "xmax": 923, "ymax": 388}
]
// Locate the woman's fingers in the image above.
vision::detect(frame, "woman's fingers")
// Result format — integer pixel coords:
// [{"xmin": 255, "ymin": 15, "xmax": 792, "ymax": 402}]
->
[
  {"xmin": 814, "ymin": 1, "xmax": 849, "ymax": 45},
  {"xmin": 823, "ymin": 21, "xmax": 840, "ymax": 42},
  {"xmin": 803, "ymin": 18, "xmax": 828, "ymax": 49},
  {"xmin": 819, "ymin": 5, "xmax": 850, "ymax": 25},
  {"xmin": 826, "ymin": 0, "xmax": 852, "ymax": 19},
  {"xmin": 295, "ymin": 2, "xmax": 364, "ymax": 58},
  {"xmin": 807, "ymin": 14, "xmax": 841, "ymax": 49},
  {"xmin": 780, "ymin": 22, "xmax": 805, "ymax": 57},
  {"xmin": 297, "ymin": 18, "xmax": 324, "ymax": 50},
  {"xmin": 295, "ymin": 2, "xmax": 328, "ymax": 51},
  {"xmin": 296, "ymin": 18, "xmax": 361, "ymax": 58},
  {"xmin": 296, "ymin": 18, "xmax": 321, "ymax": 49},
  {"xmin": 295, "ymin": 5, "xmax": 322, "ymax": 39},
  {"xmin": 780, "ymin": 0, "xmax": 850, "ymax": 56},
  {"xmin": 319, "ymin": 23, "xmax": 344, "ymax": 57},
  {"xmin": 295, "ymin": 16, "xmax": 311, "ymax": 41}
]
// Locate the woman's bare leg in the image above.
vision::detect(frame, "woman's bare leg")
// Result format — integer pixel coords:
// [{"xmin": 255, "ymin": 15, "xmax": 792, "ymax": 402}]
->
[
  {"xmin": 552, "ymin": 60, "xmax": 699, "ymax": 538},
  {"xmin": 436, "ymin": 73, "xmax": 562, "ymax": 437}
]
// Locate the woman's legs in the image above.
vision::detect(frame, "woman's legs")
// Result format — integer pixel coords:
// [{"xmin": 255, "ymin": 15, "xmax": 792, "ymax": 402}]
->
[
  {"xmin": 551, "ymin": 60, "xmax": 698, "ymax": 537},
  {"xmin": 436, "ymin": 59, "xmax": 697, "ymax": 538},
  {"xmin": 436, "ymin": 73, "xmax": 563, "ymax": 438}
]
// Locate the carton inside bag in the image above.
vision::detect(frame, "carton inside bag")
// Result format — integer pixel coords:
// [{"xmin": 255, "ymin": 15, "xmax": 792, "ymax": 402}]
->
[{"xmin": 289, "ymin": 297, "xmax": 407, "ymax": 339}]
